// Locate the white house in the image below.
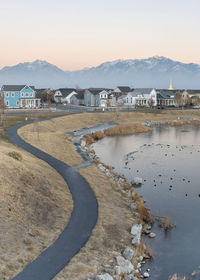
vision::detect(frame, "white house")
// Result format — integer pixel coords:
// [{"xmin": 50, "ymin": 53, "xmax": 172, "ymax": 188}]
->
[
  {"xmin": 125, "ymin": 88, "xmax": 157, "ymax": 107},
  {"xmin": 54, "ymin": 88, "xmax": 77, "ymax": 103}
]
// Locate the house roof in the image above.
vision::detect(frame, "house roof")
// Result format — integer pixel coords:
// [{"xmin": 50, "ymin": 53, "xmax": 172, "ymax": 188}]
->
[
  {"xmin": 57, "ymin": 88, "xmax": 76, "ymax": 97},
  {"xmin": 133, "ymin": 88, "xmax": 154, "ymax": 95},
  {"xmin": 87, "ymin": 88, "xmax": 107, "ymax": 95},
  {"xmin": 116, "ymin": 86, "xmax": 132, "ymax": 92},
  {"xmin": 2, "ymin": 85, "xmax": 35, "ymax": 91},
  {"xmin": 186, "ymin": 90, "xmax": 200, "ymax": 95},
  {"xmin": 74, "ymin": 92, "xmax": 84, "ymax": 100},
  {"xmin": 156, "ymin": 91, "xmax": 175, "ymax": 99}
]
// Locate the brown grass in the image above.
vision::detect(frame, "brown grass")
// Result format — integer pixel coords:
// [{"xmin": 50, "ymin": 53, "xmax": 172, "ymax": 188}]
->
[
  {"xmin": 83, "ymin": 134, "xmax": 95, "ymax": 145},
  {"xmin": 0, "ymin": 141, "xmax": 73, "ymax": 280},
  {"xmin": 169, "ymin": 274, "xmax": 188, "ymax": 280},
  {"xmin": 104, "ymin": 123, "xmax": 151, "ymax": 136},
  {"xmin": 146, "ymin": 247, "xmax": 154, "ymax": 259},
  {"xmin": 92, "ymin": 131, "xmax": 105, "ymax": 140},
  {"xmin": 131, "ymin": 189, "xmax": 155, "ymax": 224},
  {"xmin": 158, "ymin": 216, "xmax": 175, "ymax": 231}
]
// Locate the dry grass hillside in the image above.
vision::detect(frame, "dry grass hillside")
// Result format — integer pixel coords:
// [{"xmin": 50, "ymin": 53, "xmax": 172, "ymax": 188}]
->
[{"xmin": 0, "ymin": 140, "xmax": 73, "ymax": 280}]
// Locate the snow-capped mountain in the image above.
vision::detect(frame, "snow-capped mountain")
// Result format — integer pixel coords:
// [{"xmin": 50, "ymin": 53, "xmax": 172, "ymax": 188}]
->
[{"xmin": 0, "ymin": 56, "xmax": 200, "ymax": 89}]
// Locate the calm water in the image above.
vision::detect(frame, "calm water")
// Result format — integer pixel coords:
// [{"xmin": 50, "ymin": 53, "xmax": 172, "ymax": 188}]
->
[{"xmin": 93, "ymin": 125, "xmax": 200, "ymax": 279}]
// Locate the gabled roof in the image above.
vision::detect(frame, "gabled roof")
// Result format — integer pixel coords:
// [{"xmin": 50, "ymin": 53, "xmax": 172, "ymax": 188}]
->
[
  {"xmin": 73, "ymin": 92, "xmax": 84, "ymax": 100},
  {"xmin": 157, "ymin": 91, "xmax": 175, "ymax": 99},
  {"xmin": 116, "ymin": 86, "xmax": 132, "ymax": 92},
  {"xmin": 87, "ymin": 88, "xmax": 107, "ymax": 95},
  {"xmin": 132, "ymin": 88, "xmax": 154, "ymax": 95},
  {"xmin": 2, "ymin": 85, "xmax": 35, "ymax": 91},
  {"xmin": 56, "ymin": 88, "xmax": 76, "ymax": 97}
]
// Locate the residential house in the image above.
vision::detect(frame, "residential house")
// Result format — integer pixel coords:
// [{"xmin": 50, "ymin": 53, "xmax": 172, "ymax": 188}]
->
[
  {"xmin": 84, "ymin": 89, "xmax": 109, "ymax": 107},
  {"xmin": 70, "ymin": 90, "xmax": 85, "ymax": 106},
  {"xmin": 54, "ymin": 88, "xmax": 77, "ymax": 103},
  {"xmin": 113, "ymin": 86, "xmax": 132, "ymax": 93},
  {"xmin": 156, "ymin": 90, "xmax": 177, "ymax": 107},
  {"xmin": 125, "ymin": 88, "xmax": 157, "ymax": 107},
  {"xmin": 1, "ymin": 85, "xmax": 40, "ymax": 108}
]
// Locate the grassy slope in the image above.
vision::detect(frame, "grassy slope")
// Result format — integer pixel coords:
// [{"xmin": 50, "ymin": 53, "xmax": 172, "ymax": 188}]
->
[{"xmin": 0, "ymin": 113, "xmax": 73, "ymax": 280}]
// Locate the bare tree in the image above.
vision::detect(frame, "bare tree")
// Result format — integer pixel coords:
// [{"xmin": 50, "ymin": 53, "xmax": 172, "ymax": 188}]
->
[
  {"xmin": 193, "ymin": 96, "xmax": 200, "ymax": 107},
  {"xmin": 148, "ymin": 97, "xmax": 155, "ymax": 108},
  {"xmin": 175, "ymin": 92, "xmax": 184, "ymax": 108},
  {"xmin": 0, "ymin": 94, "xmax": 7, "ymax": 133}
]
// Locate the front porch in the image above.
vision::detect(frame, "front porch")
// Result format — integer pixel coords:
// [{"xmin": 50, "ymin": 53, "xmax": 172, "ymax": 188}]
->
[{"xmin": 20, "ymin": 99, "xmax": 41, "ymax": 108}]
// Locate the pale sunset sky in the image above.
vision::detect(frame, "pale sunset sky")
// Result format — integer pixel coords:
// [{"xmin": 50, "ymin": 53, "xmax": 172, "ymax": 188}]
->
[{"xmin": 0, "ymin": 0, "xmax": 199, "ymax": 70}]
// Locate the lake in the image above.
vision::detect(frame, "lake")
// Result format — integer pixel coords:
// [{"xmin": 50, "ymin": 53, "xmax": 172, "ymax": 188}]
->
[{"xmin": 93, "ymin": 125, "xmax": 200, "ymax": 279}]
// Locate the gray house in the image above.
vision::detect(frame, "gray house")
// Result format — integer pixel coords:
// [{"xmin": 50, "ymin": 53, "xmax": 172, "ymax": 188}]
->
[
  {"xmin": 70, "ymin": 91, "xmax": 84, "ymax": 105},
  {"xmin": 84, "ymin": 89, "xmax": 109, "ymax": 107}
]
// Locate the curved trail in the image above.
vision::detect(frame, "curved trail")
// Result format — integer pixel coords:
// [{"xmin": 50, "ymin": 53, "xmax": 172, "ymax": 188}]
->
[{"xmin": 7, "ymin": 122, "xmax": 98, "ymax": 280}]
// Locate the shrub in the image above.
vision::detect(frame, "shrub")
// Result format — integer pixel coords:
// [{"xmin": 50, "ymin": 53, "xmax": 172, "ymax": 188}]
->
[
  {"xmin": 83, "ymin": 134, "xmax": 94, "ymax": 145},
  {"xmin": 104, "ymin": 123, "xmax": 151, "ymax": 136},
  {"xmin": 8, "ymin": 151, "xmax": 23, "ymax": 161},
  {"xmin": 136, "ymin": 199, "xmax": 154, "ymax": 225},
  {"xmin": 158, "ymin": 216, "xmax": 175, "ymax": 231},
  {"xmin": 92, "ymin": 131, "xmax": 104, "ymax": 140}
]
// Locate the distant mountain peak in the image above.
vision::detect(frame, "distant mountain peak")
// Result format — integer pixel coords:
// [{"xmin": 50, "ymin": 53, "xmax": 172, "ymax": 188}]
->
[
  {"xmin": 0, "ymin": 56, "xmax": 200, "ymax": 89},
  {"xmin": 153, "ymin": 55, "xmax": 165, "ymax": 59}
]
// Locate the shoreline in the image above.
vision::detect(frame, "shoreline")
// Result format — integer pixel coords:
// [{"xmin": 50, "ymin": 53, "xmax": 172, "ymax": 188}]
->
[{"xmin": 70, "ymin": 123, "xmax": 156, "ymax": 280}]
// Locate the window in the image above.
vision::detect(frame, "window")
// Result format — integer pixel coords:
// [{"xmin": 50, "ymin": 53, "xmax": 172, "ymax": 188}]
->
[
  {"xmin": 6, "ymin": 101, "xmax": 9, "ymax": 106},
  {"xmin": 12, "ymin": 92, "xmax": 15, "ymax": 98},
  {"xmin": 25, "ymin": 92, "xmax": 29, "ymax": 97},
  {"xmin": 21, "ymin": 92, "xmax": 24, "ymax": 97},
  {"xmin": 16, "ymin": 100, "xmax": 19, "ymax": 106},
  {"xmin": 30, "ymin": 92, "xmax": 33, "ymax": 97},
  {"xmin": 6, "ymin": 92, "xmax": 9, "ymax": 97}
]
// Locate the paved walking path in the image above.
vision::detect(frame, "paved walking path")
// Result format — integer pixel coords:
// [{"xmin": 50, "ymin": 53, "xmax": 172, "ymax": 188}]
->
[{"xmin": 7, "ymin": 122, "xmax": 98, "ymax": 280}]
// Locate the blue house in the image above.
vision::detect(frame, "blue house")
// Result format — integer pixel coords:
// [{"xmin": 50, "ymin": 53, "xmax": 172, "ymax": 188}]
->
[{"xmin": 1, "ymin": 85, "xmax": 40, "ymax": 108}]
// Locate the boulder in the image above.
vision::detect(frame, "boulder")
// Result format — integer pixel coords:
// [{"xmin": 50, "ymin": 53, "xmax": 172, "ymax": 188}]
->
[
  {"xmin": 116, "ymin": 256, "xmax": 134, "ymax": 274},
  {"xmin": 131, "ymin": 177, "xmax": 142, "ymax": 186},
  {"xmin": 131, "ymin": 224, "xmax": 142, "ymax": 245},
  {"xmin": 132, "ymin": 235, "xmax": 141, "ymax": 246},
  {"xmin": 96, "ymin": 273, "xmax": 113, "ymax": 280},
  {"xmin": 143, "ymin": 272, "xmax": 150, "ymax": 278},
  {"xmin": 123, "ymin": 247, "xmax": 135, "ymax": 261},
  {"xmin": 149, "ymin": 232, "xmax": 156, "ymax": 238},
  {"xmin": 130, "ymin": 202, "xmax": 137, "ymax": 210},
  {"xmin": 124, "ymin": 274, "xmax": 138, "ymax": 280},
  {"xmin": 114, "ymin": 266, "xmax": 121, "ymax": 275}
]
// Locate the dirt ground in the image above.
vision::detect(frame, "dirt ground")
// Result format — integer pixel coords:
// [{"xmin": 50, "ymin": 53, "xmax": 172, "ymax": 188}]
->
[{"xmin": 0, "ymin": 140, "xmax": 73, "ymax": 280}]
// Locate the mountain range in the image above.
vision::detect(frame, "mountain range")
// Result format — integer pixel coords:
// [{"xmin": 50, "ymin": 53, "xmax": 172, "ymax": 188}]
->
[{"xmin": 0, "ymin": 56, "xmax": 200, "ymax": 89}]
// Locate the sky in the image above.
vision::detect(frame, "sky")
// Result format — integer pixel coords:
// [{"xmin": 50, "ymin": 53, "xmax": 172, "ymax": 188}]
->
[{"xmin": 0, "ymin": 0, "xmax": 200, "ymax": 70}]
